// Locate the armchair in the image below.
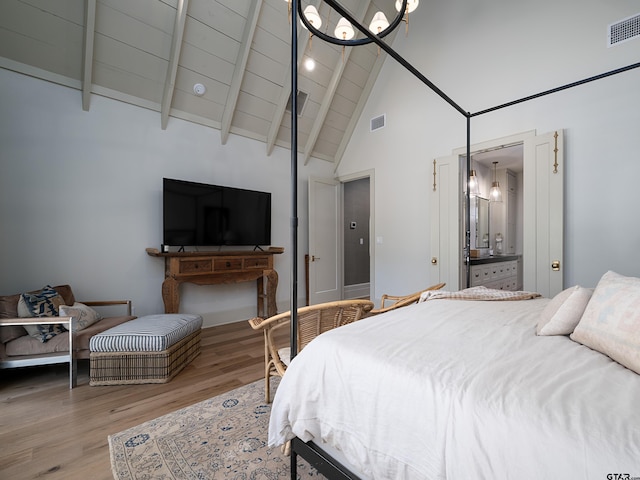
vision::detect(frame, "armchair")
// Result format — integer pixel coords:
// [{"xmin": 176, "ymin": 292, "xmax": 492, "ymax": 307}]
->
[{"xmin": 248, "ymin": 299, "xmax": 374, "ymax": 402}]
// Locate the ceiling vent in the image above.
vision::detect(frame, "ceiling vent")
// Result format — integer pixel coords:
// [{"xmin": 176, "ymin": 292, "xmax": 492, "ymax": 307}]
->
[
  {"xmin": 370, "ymin": 114, "xmax": 386, "ymax": 132},
  {"xmin": 285, "ymin": 90, "xmax": 308, "ymax": 116},
  {"xmin": 608, "ymin": 12, "xmax": 640, "ymax": 47}
]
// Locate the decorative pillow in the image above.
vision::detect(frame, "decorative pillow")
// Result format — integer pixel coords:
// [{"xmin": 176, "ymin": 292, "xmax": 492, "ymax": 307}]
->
[
  {"xmin": 59, "ymin": 303, "xmax": 102, "ymax": 332},
  {"xmin": 536, "ymin": 285, "xmax": 593, "ymax": 336},
  {"xmin": 570, "ymin": 271, "xmax": 640, "ymax": 375},
  {"xmin": 0, "ymin": 292, "xmax": 28, "ymax": 343},
  {"xmin": 17, "ymin": 286, "xmax": 67, "ymax": 342}
]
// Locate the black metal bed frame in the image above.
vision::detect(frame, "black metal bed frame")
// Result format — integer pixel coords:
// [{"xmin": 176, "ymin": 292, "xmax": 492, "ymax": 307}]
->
[{"xmin": 286, "ymin": 2, "xmax": 640, "ymax": 478}]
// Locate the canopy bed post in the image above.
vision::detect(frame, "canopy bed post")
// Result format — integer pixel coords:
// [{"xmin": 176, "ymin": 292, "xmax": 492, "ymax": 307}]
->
[
  {"xmin": 290, "ymin": 0, "xmax": 299, "ymax": 362},
  {"xmin": 464, "ymin": 114, "xmax": 471, "ymax": 288},
  {"xmin": 289, "ymin": 2, "xmax": 299, "ymax": 475}
]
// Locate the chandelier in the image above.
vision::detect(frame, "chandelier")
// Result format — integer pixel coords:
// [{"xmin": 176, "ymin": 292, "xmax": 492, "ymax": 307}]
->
[{"xmin": 285, "ymin": 0, "xmax": 419, "ymax": 46}]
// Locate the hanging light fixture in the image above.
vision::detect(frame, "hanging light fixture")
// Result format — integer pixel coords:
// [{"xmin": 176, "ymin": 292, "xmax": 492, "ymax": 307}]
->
[
  {"xmin": 294, "ymin": 1, "xmax": 417, "ymax": 49},
  {"xmin": 334, "ymin": 17, "xmax": 355, "ymax": 62},
  {"xmin": 369, "ymin": 11, "xmax": 390, "ymax": 34},
  {"xmin": 301, "ymin": 5, "xmax": 322, "ymax": 30},
  {"xmin": 490, "ymin": 161, "xmax": 502, "ymax": 202},
  {"xmin": 469, "ymin": 169, "xmax": 480, "ymax": 196},
  {"xmin": 334, "ymin": 17, "xmax": 355, "ymax": 40},
  {"xmin": 299, "ymin": 5, "xmax": 322, "ymax": 64}
]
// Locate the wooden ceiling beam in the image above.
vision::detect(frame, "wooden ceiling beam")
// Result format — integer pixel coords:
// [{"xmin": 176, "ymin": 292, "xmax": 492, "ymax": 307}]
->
[
  {"xmin": 81, "ymin": 0, "xmax": 96, "ymax": 111},
  {"xmin": 221, "ymin": 0, "xmax": 263, "ymax": 145},
  {"xmin": 265, "ymin": 0, "xmax": 320, "ymax": 157},
  {"xmin": 303, "ymin": 0, "xmax": 372, "ymax": 165},
  {"xmin": 161, "ymin": 0, "xmax": 189, "ymax": 130}
]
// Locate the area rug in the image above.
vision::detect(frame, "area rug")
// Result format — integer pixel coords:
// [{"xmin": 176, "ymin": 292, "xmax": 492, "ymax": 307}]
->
[{"xmin": 108, "ymin": 379, "xmax": 320, "ymax": 479}]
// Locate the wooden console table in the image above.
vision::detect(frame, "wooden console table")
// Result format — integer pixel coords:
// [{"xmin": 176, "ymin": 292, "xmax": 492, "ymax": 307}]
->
[{"xmin": 146, "ymin": 247, "xmax": 283, "ymax": 318}]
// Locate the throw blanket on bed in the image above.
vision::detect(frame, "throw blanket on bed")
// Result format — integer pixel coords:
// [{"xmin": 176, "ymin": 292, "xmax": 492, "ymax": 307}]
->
[{"xmin": 419, "ymin": 285, "xmax": 541, "ymax": 302}]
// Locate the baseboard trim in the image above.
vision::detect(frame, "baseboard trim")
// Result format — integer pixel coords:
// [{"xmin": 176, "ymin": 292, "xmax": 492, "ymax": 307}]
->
[{"xmin": 343, "ymin": 283, "xmax": 370, "ymax": 299}]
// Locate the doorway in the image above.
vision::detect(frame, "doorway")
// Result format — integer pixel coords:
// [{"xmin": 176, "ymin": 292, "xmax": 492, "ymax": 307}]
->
[
  {"xmin": 307, "ymin": 170, "xmax": 374, "ymax": 305},
  {"xmin": 432, "ymin": 130, "xmax": 564, "ymax": 297},
  {"xmin": 343, "ymin": 177, "xmax": 371, "ymax": 299}
]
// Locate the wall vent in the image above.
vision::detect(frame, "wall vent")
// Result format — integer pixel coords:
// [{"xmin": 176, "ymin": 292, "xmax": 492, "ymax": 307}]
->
[
  {"xmin": 370, "ymin": 114, "xmax": 386, "ymax": 132},
  {"xmin": 608, "ymin": 12, "xmax": 640, "ymax": 47},
  {"xmin": 285, "ymin": 90, "xmax": 308, "ymax": 116}
]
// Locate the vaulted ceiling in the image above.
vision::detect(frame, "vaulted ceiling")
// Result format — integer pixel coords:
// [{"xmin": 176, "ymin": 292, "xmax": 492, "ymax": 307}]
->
[{"xmin": 0, "ymin": 0, "xmax": 407, "ymax": 166}]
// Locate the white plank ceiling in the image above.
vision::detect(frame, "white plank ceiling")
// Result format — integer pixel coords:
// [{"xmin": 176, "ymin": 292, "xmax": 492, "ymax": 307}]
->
[{"xmin": 0, "ymin": 0, "xmax": 404, "ymax": 165}]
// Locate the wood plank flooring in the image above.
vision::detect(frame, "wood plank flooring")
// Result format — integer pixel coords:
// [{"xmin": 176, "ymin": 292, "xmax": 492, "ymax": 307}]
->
[{"xmin": 0, "ymin": 321, "xmax": 266, "ymax": 480}]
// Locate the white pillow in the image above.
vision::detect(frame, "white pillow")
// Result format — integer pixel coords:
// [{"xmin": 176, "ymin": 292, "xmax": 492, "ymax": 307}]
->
[
  {"xmin": 536, "ymin": 285, "xmax": 593, "ymax": 336},
  {"xmin": 59, "ymin": 302, "xmax": 102, "ymax": 332},
  {"xmin": 571, "ymin": 271, "xmax": 640, "ymax": 375}
]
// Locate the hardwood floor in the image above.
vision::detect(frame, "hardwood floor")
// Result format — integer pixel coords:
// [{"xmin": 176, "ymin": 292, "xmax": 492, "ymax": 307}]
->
[{"xmin": 0, "ymin": 321, "xmax": 266, "ymax": 480}]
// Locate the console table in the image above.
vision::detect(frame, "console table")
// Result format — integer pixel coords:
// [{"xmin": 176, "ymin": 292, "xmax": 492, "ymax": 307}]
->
[{"xmin": 146, "ymin": 247, "xmax": 283, "ymax": 318}]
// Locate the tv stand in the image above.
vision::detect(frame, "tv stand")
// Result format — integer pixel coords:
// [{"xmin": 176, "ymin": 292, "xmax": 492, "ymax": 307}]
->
[{"xmin": 146, "ymin": 247, "xmax": 284, "ymax": 318}]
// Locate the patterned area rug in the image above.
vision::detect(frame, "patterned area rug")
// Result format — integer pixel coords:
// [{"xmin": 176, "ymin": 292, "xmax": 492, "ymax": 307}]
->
[{"xmin": 108, "ymin": 379, "xmax": 319, "ymax": 479}]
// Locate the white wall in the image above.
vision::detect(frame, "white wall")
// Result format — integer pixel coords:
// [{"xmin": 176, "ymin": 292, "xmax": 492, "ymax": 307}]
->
[
  {"xmin": 338, "ymin": 0, "xmax": 640, "ymax": 295},
  {"xmin": 0, "ymin": 69, "xmax": 335, "ymax": 326}
]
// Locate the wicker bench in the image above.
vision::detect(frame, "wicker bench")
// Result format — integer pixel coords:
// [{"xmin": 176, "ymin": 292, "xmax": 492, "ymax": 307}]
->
[{"xmin": 89, "ymin": 313, "xmax": 202, "ymax": 385}]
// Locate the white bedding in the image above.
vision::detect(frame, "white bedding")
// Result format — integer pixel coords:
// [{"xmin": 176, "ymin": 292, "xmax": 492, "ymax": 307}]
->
[{"xmin": 269, "ymin": 298, "xmax": 640, "ymax": 479}]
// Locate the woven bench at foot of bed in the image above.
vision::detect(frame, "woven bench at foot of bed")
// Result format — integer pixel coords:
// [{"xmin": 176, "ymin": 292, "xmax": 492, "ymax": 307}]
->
[{"xmin": 89, "ymin": 314, "xmax": 202, "ymax": 385}]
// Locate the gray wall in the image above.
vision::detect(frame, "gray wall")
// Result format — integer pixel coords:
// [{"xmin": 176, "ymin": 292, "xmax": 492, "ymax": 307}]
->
[{"xmin": 343, "ymin": 178, "xmax": 370, "ymax": 286}]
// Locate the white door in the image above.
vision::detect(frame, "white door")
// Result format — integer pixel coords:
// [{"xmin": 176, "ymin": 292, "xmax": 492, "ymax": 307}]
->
[
  {"xmin": 430, "ymin": 155, "xmax": 462, "ymax": 291},
  {"xmin": 523, "ymin": 130, "xmax": 564, "ymax": 297},
  {"xmin": 308, "ymin": 176, "xmax": 342, "ymax": 304}
]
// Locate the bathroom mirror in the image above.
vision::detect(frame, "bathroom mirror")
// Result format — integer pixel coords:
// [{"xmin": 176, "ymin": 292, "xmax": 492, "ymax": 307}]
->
[{"xmin": 472, "ymin": 196, "xmax": 490, "ymax": 249}]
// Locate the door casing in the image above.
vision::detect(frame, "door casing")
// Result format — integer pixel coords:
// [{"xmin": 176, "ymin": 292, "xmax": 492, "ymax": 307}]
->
[
  {"xmin": 432, "ymin": 130, "xmax": 564, "ymax": 297},
  {"xmin": 308, "ymin": 170, "xmax": 375, "ymax": 305}
]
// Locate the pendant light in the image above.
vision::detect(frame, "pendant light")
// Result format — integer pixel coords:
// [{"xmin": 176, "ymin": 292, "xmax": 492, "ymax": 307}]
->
[
  {"xmin": 490, "ymin": 161, "xmax": 502, "ymax": 202},
  {"xmin": 468, "ymin": 169, "xmax": 480, "ymax": 196}
]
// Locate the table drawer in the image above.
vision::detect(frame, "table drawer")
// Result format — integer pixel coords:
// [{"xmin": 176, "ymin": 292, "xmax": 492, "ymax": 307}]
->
[
  {"xmin": 214, "ymin": 258, "xmax": 243, "ymax": 271},
  {"xmin": 179, "ymin": 259, "xmax": 213, "ymax": 274},
  {"xmin": 244, "ymin": 257, "xmax": 269, "ymax": 269}
]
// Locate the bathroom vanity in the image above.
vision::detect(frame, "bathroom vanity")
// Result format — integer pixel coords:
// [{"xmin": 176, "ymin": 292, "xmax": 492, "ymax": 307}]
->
[{"xmin": 469, "ymin": 255, "xmax": 521, "ymax": 290}]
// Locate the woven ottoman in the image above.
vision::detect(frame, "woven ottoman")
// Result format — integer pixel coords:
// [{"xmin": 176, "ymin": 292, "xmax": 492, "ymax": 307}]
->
[{"xmin": 89, "ymin": 313, "xmax": 202, "ymax": 385}]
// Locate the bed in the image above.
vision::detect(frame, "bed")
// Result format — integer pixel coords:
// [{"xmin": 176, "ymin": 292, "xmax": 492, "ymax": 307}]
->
[{"xmin": 268, "ymin": 271, "xmax": 640, "ymax": 479}]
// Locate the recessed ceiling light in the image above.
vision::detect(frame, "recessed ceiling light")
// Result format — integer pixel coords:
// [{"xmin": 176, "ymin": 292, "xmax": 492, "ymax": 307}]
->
[
  {"xmin": 304, "ymin": 58, "xmax": 315, "ymax": 71},
  {"xmin": 193, "ymin": 83, "xmax": 206, "ymax": 96}
]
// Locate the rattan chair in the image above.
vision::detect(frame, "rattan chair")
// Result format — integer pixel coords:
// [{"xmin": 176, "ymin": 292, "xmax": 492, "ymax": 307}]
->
[
  {"xmin": 369, "ymin": 282, "xmax": 446, "ymax": 315},
  {"xmin": 248, "ymin": 299, "xmax": 374, "ymax": 402}
]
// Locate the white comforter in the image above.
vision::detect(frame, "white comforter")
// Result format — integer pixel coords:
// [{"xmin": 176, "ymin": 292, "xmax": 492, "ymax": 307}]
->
[{"xmin": 269, "ymin": 298, "xmax": 640, "ymax": 479}]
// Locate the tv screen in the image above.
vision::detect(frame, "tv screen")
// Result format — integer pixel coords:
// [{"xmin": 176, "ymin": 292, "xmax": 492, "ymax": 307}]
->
[{"xmin": 163, "ymin": 178, "xmax": 271, "ymax": 248}]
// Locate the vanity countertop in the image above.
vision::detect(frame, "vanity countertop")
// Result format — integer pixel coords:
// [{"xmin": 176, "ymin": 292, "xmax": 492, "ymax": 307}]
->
[{"xmin": 469, "ymin": 254, "xmax": 520, "ymax": 265}]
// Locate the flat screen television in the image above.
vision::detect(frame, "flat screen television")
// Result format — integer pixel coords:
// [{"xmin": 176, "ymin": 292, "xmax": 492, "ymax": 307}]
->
[{"xmin": 163, "ymin": 178, "xmax": 271, "ymax": 248}]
